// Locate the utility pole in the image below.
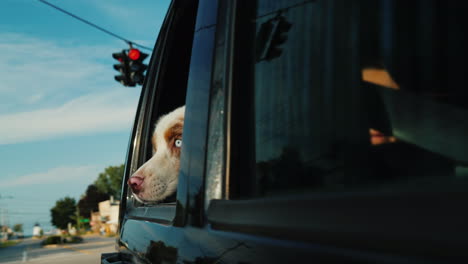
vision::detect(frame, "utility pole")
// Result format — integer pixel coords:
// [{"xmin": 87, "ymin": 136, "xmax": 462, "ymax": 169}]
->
[
  {"xmin": 0, "ymin": 208, "xmax": 2, "ymax": 227},
  {"xmin": 0, "ymin": 195, "xmax": 13, "ymax": 229},
  {"xmin": 0, "ymin": 209, "xmax": 9, "ymax": 228}
]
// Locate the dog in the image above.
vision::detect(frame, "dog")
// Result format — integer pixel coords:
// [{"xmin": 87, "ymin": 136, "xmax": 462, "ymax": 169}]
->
[{"xmin": 128, "ymin": 106, "xmax": 185, "ymax": 203}]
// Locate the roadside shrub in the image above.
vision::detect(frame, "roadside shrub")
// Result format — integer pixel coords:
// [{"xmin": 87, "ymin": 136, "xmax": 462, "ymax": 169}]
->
[
  {"xmin": 0, "ymin": 240, "xmax": 20, "ymax": 248},
  {"xmin": 41, "ymin": 235, "xmax": 83, "ymax": 246},
  {"xmin": 41, "ymin": 236, "xmax": 62, "ymax": 245},
  {"xmin": 64, "ymin": 236, "xmax": 83, "ymax": 243}
]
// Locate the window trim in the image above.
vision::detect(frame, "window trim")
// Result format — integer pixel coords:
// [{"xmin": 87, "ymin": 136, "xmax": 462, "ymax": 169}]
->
[
  {"xmin": 203, "ymin": 0, "xmax": 236, "ymax": 209},
  {"xmin": 174, "ymin": 1, "xmax": 219, "ymax": 227},
  {"xmin": 207, "ymin": 189, "xmax": 468, "ymax": 259}
]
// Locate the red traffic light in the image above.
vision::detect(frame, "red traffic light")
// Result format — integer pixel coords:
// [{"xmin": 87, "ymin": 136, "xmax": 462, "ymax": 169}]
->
[{"xmin": 128, "ymin": 48, "xmax": 141, "ymax": 61}]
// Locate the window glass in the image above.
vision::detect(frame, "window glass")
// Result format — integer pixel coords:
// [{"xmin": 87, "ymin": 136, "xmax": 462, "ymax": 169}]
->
[
  {"xmin": 251, "ymin": 1, "xmax": 325, "ymax": 197},
  {"xmin": 232, "ymin": 0, "xmax": 468, "ymax": 199}
]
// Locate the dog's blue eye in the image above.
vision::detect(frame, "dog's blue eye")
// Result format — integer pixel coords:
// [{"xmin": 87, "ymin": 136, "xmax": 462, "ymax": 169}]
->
[{"xmin": 175, "ymin": 139, "xmax": 182, "ymax": 148}]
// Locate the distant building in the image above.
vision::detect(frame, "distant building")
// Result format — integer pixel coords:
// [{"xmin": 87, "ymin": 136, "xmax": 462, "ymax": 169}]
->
[
  {"xmin": 90, "ymin": 197, "xmax": 120, "ymax": 235},
  {"xmin": 32, "ymin": 223, "xmax": 43, "ymax": 237},
  {"xmin": 1, "ymin": 225, "xmax": 12, "ymax": 241}
]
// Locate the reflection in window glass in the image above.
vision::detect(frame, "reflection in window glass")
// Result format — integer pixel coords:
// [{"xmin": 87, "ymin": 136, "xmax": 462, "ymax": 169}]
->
[{"xmin": 238, "ymin": 0, "xmax": 468, "ymax": 198}]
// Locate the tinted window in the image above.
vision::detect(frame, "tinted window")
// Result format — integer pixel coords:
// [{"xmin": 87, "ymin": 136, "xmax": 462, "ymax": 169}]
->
[{"xmin": 230, "ymin": 0, "xmax": 468, "ymax": 199}]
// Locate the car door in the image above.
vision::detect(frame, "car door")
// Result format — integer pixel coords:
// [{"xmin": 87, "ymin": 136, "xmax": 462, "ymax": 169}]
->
[
  {"xmin": 203, "ymin": 0, "xmax": 468, "ymax": 263},
  {"xmin": 104, "ymin": 0, "xmax": 468, "ymax": 263}
]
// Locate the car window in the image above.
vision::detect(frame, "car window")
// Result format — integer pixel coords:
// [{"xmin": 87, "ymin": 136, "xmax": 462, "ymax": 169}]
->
[
  {"xmin": 125, "ymin": 0, "xmax": 198, "ymax": 219},
  {"xmin": 229, "ymin": 0, "xmax": 334, "ymax": 198},
  {"xmin": 226, "ymin": 0, "xmax": 468, "ymax": 199},
  {"xmin": 202, "ymin": 3, "xmax": 468, "ymax": 255}
]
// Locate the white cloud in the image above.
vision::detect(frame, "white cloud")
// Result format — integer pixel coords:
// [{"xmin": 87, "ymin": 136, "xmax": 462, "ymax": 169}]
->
[
  {"xmin": 0, "ymin": 33, "xmax": 108, "ymax": 85},
  {"xmin": 0, "ymin": 33, "xmax": 121, "ymax": 113},
  {"xmin": 0, "ymin": 89, "xmax": 139, "ymax": 145},
  {"xmin": 0, "ymin": 165, "xmax": 100, "ymax": 188},
  {"xmin": 0, "ymin": 32, "xmax": 143, "ymax": 145}
]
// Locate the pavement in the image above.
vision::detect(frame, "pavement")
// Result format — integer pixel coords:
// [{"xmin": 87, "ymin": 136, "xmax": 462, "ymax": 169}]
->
[{"xmin": 0, "ymin": 234, "xmax": 116, "ymax": 264}]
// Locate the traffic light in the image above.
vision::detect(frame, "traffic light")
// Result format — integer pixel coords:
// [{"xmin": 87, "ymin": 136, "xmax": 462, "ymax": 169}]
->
[
  {"xmin": 112, "ymin": 50, "xmax": 135, "ymax": 87},
  {"xmin": 112, "ymin": 48, "xmax": 149, "ymax": 87},
  {"xmin": 127, "ymin": 48, "xmax": 149, "ymax": 85}
]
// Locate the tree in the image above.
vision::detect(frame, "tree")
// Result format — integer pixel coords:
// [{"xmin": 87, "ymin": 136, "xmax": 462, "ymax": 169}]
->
[
  {"xmin": 50, "ymin": 197, "xmax": 76, "ymax": 230},
  {"xmin": 13, "ymin": 224, "xmax": 23, "ymax": 233},
  {"xmin": 77, "ymin": 185, "xmax": 109, "ymax": 219},
  {"xmin": 94, "ymin": 164, "xmax": 125, "ymax": 200}
]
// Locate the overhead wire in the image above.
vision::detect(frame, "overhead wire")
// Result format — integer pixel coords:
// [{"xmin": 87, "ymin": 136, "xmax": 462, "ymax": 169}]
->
[{"xmin": 36, "ymin": 0, "xmax": 153, "ymax": 51}]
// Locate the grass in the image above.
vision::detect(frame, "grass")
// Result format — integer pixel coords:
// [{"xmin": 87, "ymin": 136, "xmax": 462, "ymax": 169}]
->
[{"xmin": 0, "ymin": 240, "xmax": 20, "ymax": 248}]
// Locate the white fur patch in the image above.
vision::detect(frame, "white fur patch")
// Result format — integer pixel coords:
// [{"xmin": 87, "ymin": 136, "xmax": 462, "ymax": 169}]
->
[{"xmin": 129, "ymin": 106, "xmax": 185, "ymax": 203}]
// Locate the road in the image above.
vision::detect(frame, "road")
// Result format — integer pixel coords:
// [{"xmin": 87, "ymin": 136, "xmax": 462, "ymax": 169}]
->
[{"xmin": 0, "ymin": 235, "xmax": 115, "ymax": 264}]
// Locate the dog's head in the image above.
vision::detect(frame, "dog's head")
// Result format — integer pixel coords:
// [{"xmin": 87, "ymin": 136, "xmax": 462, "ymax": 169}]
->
[{"xmin": 128, "ymin": 106, "xmax": 185, "ymax": 203}]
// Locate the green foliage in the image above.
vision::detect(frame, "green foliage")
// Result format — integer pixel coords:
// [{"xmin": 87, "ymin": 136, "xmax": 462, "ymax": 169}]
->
[
  {"xmin": 41, "ymin": 235, "xmax": 63, "ymax": 245},
  {"xmin": 41, "ymin": 235, "xmax": 83, "ymax": 246},
  {"xmin": 77, "ymin": 185, "xmax": 109, "ymax": 219},
  {"xmin": 0, "ymin": 240, "xmax": 20, "ymax": 248},
  {"xmin": 64, "ymin": 235, "xmax": 83, "ymax": 243},
  {"xmin": 50, "ymin": 197, "xmax": 76, "ymax": 230},
  {"xmin": 94, "ymin": 164, "xmax": 125, "ymax": 199},
  {"xmin": 13, "ymin": 223, "xmax": 23, "ymax": 233}
]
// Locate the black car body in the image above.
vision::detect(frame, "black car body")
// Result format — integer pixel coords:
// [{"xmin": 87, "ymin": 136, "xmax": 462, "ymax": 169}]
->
[{"xmin": 102, "ymin": 0, "xmax": 468, "ymax": 263}]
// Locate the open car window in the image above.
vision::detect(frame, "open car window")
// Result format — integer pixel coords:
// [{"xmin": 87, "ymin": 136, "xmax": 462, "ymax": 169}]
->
[{"xmin": 124, "ymin": 0, "xmax": 198, "ymax": 221}]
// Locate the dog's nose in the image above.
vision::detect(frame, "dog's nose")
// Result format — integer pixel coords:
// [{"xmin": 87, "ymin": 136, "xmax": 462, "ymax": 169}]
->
[{"xmin": 128, "ymin": 176, "xmax": 144, "ymax": 194}]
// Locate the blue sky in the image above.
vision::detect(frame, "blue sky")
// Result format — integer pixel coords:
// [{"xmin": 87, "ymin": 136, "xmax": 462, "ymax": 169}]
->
[{"xmin": 0, "ymin": 0, "xmax": 170, "ymax": 235}]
